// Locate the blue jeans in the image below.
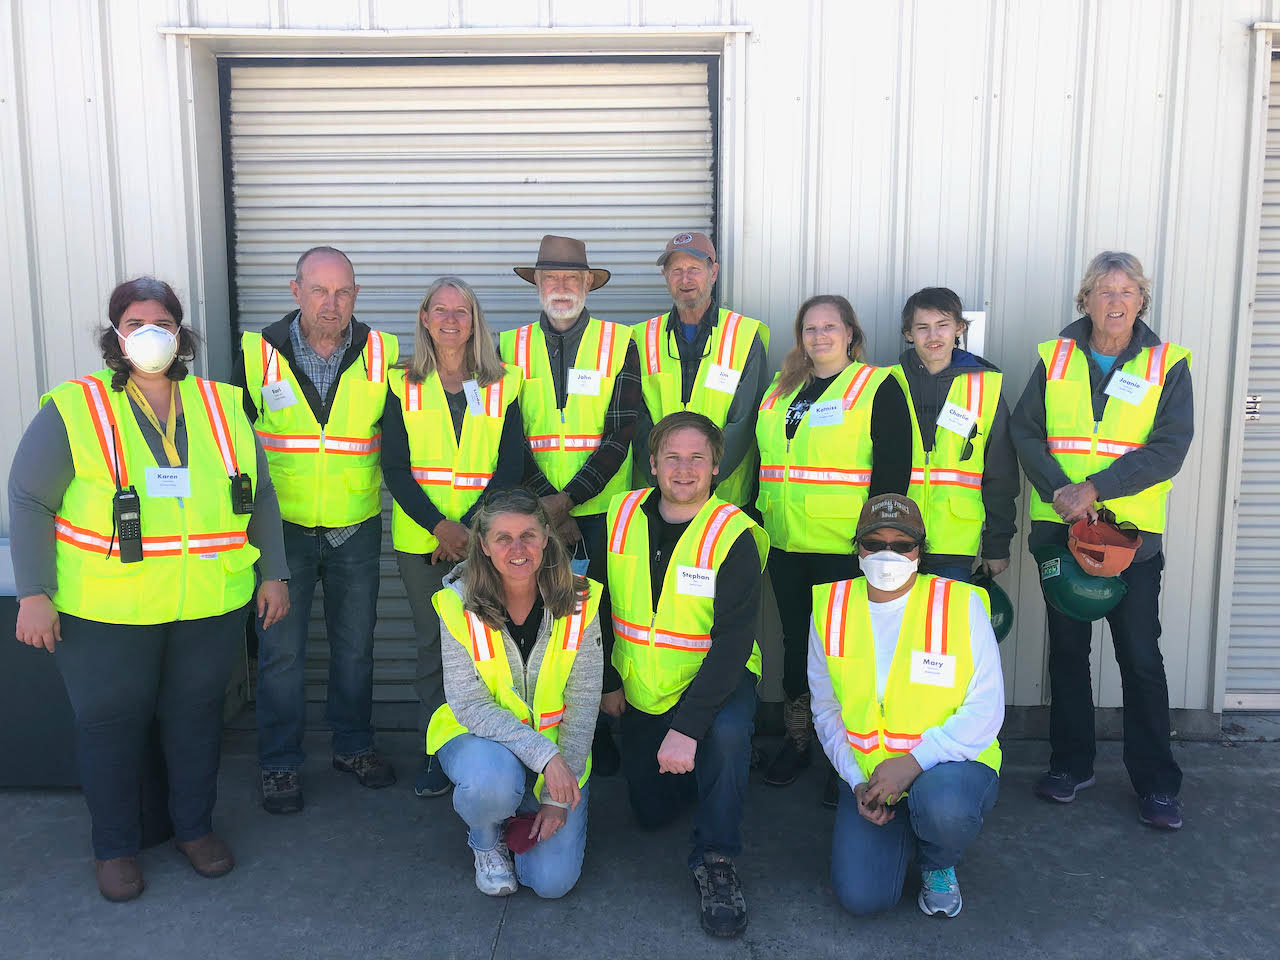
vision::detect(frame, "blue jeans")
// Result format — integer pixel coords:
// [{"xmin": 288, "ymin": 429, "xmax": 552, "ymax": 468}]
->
[
  {"xmin": 437, "ymin": 734, "xmax": 589, "ymax": 899},
  {"xmin": 619, "ymin": 669, "xmax": 757, "ymax": 868},
  {"xmin": 256, "ymin": 516, "xmax": 382, "ymax": 769},
  {"xmin": 831, "ymin": 760, "xmax": 999, "ymax": 916}
]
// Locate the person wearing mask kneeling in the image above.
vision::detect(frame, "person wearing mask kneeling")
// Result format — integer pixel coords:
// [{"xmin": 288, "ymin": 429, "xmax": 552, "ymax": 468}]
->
[
  {"xmin": 603, "ymin": 412, "xmax": 768, "ymax": 938},
  {"xmin": 809, "ymin": 494, "xmax": 1003, "ymax": 919}
]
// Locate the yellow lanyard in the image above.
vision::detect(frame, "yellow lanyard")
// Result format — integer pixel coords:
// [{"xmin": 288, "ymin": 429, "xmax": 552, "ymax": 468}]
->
[{"xmin": 125, "ymin": 379, "xmax": 182, "ymax": 467}]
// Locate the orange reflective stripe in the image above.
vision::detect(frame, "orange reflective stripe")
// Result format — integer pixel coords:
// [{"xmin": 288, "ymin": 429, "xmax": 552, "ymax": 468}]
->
[
  {"xmin": 925, "ymin": 578, "xmax": 951, "ymax": 655},
  {"xmin": 788, "ymin": 467, "xmax": 870, "ymax": 486},
  {"xmin": 562, "ymin": 434, "xmax": 601, "ymax": 450},
  {"xmin": 453, "ymin": 472, "xmax": 493, "ymax": 489},
  {"xmin": 1047, "ymin": 339, "xmax": 1075, "ymax": 381},
  {"xmin": 611, "ymin": 614, "xmax": 650, "ymax": 645},
  {"xmin": 467, "ymin": 610, "xmax": 496, "ymax": 663},
  {"xmin": 596, "ymin": 321, "xmax": 615, "ymax": 373},
  {"xmin": 76, "ymin": 377, "xmax": 128, "ymax": 487},
  {"xmin": 882, "ymin": 730, "xmax": 923, "ymax": 752},
  {"xmin": 759, "ymin": 464, "xmax": 785, "ymax": 482},
  {"xmin": 644, "ymin": 316, "xmax": 663, "ymax": 375},
  {"xmin": 538, "ymin": 708, "xmax": 565, "ymax": 731},
  {"xmin": 257, "ymin": 431, "xmax": 321, "ymax": 453},
  {"xmin": 693, "ymin": 503, "xmax": 739, "ymax": 568},
  {"xmin": 924, "ymin": 469, "xmax": 983, "ymax": 489},
  {"xmin": 53, "ymin": 517, "xmax": 234, "ymax": 559},
  {"xmin": 562, "ymin": 604, "xmax": 589, "ymax": 652},
  {"xmin": 760, "ymin": 387, "xmax": 784, "ymax": 411},
  {"xmin": 514, "ymin": 325, "xmax": 533, "ymax": 379},
  {"xmin": 1094, "ymin": 438, "xmax": 1142, "ymax": 459},
  {"xmin": 187, "ymin": 531, "xmax": 250, "ymax": 553},
  {"xmin": 1046, "ymin": 436, "xmax": 1093, "ymax": 455},
  {"xmin": 1145, "ymin": 342, "xmax": 1169, "ymax": 384},
  {"xmin": 825, "ymin": 579, "xmax": 850, "ymax": 658},
  {"xmin": 404, "ymin": 381, "xmax": 421, "ymax": 412},
  {"xmin": 196, "ymin": 378, "xmax": 239, "ymax": 476},
  {"xmin": 411, "ymin": 467, "xmax": 452, "ymax": 485},
  {"xmin": 652, "ymin": 628, "xmax": 712, "ymax": 652},
  {"xmin": 609, "ymin": 490, "xmax": 647, "ymax": 553},
  {"xmin": 527, "ymin": 435, "xmax": 560, "ymax": 452},
  {"xmin": 483, "ymin": 378, "xmax": 503, "ymax": 418},
  {"xmin": 321, "ymin": 434, "xmax": 381, "ymax": 455},
  {"xmin": 842, "ymin": 365, "xmax": 876, "ymax": 409},
  {"xmin": 717, "ymin": 312, "xmax": 742, "ymax": 366},
  {"xmin": 261, "ymin": 339, "xmax": 281, "ymax": 384},
  {"xmin": 965, "ymin": 372, "xmax": 984, "ymax": 413},
  {"xmin": 846, "ymin": 730, "xmax": 879, "ymax": 754},
  {"xmin": 366, "ymin": 332, "xmax": 385, "ymax": 384}
]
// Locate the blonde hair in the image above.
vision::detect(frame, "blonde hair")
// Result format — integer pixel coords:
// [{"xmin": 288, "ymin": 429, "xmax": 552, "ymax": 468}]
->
[
  {"xmin": 775, "ymin": 294, "xmax": 867, "ymax": 396},
  {"xmin": 400, "ymin": 276, "xmax": 506, "ymax": 386},
  {"xmin": 1075, "ymin": 251, "xmax": 1151, "ymax": 321}
]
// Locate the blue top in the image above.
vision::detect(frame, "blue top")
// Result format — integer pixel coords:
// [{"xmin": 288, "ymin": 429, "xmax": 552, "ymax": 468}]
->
[{"xmin": 1090, "ymin": 349, "xmax": 1117, "ymax": 374}]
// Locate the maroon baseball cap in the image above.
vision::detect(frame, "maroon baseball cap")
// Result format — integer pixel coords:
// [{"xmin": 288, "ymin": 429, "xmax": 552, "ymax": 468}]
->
[
  {"xmin": 855, "ymin": 494, "xmax": 926, "ymax": 543},
  {"xmin": 656, "ymin": 232, "xmax": 717, "ymax": 266}
]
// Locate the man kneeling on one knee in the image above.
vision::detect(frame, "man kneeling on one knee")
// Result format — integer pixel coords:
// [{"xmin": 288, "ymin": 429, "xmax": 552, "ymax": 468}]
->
[
  {"xmin": 601, "ymin": 412, "xmax": 767, "ymax": 938},
  {"xmin": 809, "ymin": 493, "xmax": 1003, "ymax": 919}
]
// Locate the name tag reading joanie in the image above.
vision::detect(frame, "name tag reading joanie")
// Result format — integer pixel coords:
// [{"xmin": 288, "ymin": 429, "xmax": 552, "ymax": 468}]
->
[
  {"xmin": 676, "ymin": 565, "xmax": 716, "ymax": 598},
  {"xmin": 910, "ymin": 650, "xmax": 957, "ymax": 688},
  {"xmin": 1104, "ymin": 371, "xmax": 1152, "ymax": 406}
]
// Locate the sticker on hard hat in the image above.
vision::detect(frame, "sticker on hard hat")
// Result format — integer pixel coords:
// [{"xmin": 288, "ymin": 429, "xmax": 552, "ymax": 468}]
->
[{"xmin": 1040, "ymin": 557, "xmax": 1061, "ymax": 580}]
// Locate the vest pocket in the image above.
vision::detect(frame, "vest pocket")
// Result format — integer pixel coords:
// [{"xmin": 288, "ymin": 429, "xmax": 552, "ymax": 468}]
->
[
  {"xmin": 946, "ymin": 495, "xmax": 983, "ymax": 520},
  {"xmin": 345, "ymin": 465, "xmax": 381, "ymax": 495},
  {"xmin": 805, "ymin": 493, "xmax": 860, "ymax": 518}
]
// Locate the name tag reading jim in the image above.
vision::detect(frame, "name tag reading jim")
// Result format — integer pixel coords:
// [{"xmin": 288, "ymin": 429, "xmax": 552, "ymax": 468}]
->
[
  {"xmin": 936, "ymin": 401, "xmax": 977, "ymax": 438},
  {"xmin": 1104, "ymin": 371, "xmax": 1152, "ymax": 406},
  {"xmin": 703, "ymin": 363, "xmax": 742, "ymax": 395},
  {"xmin": 260, "ymin": 380, "xmax": 298, "ymax": 411},
  {"xmin": 462, "ymin": 379, "xmax": 484, "ymax": 416},
  {"xmin": 807, "ymin": 399, "xmax": 844, "ymax": 427},
  {"xmin": 910, "ymin": 650, "xmax": 956, "ymax": 688},
  {"xmin": 145, "ymin": 467, "xmax": 191, "ymax": 499},
  {"xmin": 676, "ymin": 565, "xmax": 716, "ymax": 598},
  {"xmin": 567, "ymin": 368, "xmax": 602, "ymax": 396}
]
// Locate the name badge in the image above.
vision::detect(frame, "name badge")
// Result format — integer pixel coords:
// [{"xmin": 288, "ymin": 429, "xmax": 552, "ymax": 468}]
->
[
  {"xmin": 676, "ymin": 565, "xmax": 716, "ymax": 598},
  {"xmin": 807, "ymin": 399, "xmax": 844, "ymax": 427},
  {"xmin": 145, "ymin": 467, "xmax": 191, "ymax": 498},
  {"xmin": 936, "ymin": 401, "xmax": 977, "ymax": 438},
  {"xmin": 567, "ymin": 368, "xmax": 602, "ymax": 396},
  {"xmin": 1104, "ymin": 371, "xmax": 1152, "ymax": 406},
  {"xmin": 703, "ymin": 363, "xmax": 742, "ymax": 395},
  {"xmin": 260, "ymin": 380, "xmax": 297, "ymax": 411},
  {"xmin": 462, "ymin": 379, "xmax": 484, "ymax": 416},
  {"xmin": 910, "ymin": 650, "xmax": 957, "ymax": 688}
]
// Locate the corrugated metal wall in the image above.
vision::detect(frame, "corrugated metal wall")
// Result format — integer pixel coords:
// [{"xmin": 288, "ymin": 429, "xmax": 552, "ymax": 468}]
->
[{"xmin": 4, "ymin": 0, "xmax": 1277, "ymax": 712}]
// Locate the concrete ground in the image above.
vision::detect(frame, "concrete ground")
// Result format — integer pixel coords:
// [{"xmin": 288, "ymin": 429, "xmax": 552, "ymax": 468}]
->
[{"xmin": 2, "ymin": 732, "xmax": 1278, "ymax": 960}]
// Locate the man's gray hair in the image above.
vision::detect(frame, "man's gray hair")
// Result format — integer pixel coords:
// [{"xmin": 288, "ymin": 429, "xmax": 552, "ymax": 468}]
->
[{"xmin": 295, "ymin": 246, "xmax": 356, "ymax": 284}]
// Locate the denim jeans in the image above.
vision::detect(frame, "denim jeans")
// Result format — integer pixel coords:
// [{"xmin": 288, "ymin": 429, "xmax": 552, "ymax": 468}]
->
[
  {"xmin": 830, "ymin": 760, "xmax": 999, "ymax": 916},
  {"xmin": 54, "ymin": 608, "xmax": 245, "ymax": 860},
  {"xmin": 396, "ymin": 551, "xmax": 451, "ymax": 740},
  {"xmin": 618, "ymin": 669, "xmax": 757, "ymax": 868},
  {"xmin": 572, "ymin": 513, "xmax": 615, "ymax": 659},
  {"xmin": 437, "ymin": 734, "xmax": 589, "ymax": 899},
  {"xmin": 256, "ymin": 515, "xmax": 382, "ymax": 769},
  {"xmin": 1046, "ymin": 551, "xmax": 1181, "ymax": 797}
]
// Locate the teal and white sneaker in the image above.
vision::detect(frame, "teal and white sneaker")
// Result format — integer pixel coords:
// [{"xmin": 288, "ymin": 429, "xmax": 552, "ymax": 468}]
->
[{"xmin": 918, "ymin": 867, "xmax": 963, "ymax": 917}]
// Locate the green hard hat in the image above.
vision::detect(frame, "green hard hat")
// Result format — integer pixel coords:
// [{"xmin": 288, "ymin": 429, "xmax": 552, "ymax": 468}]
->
[
  {"xmin": 971, "ymin": 572, "xmax": 1013, "ymax": 642},
  {"xmin": 1031, "ymin": 543, "xmax": 1127, "ymax": 622}
]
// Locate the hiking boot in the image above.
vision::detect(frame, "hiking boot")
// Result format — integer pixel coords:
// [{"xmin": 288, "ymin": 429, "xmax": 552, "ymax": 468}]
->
[
  {"xmin": 176, "ymin": 833, "xmax": 235, "ymax": 878},
  {"xmin": 1033, "ymin": 770, "xmax": 1096, "ymax": 804},
  {"xmin": 592, "ymin": 721, "xmax": 621, "ymax": 778},
  {"xmin": 333, "ymin": 750, "xmax": 396, "ymax": 788},
  {"xmin": 1138, "ymin": 793, "xmax": 1183, "ymax": 830},
  {"xmin": 822, "ymin": 768, "xmax": 840, "ymax": 809},
  {"xmin": 763, "ymin": 737, "xmax": 811, "ymax": 786},
  {"xmin": 414, "ymin": 754, "xmax": 452, "ymax": 798},
  {"xmin": 918, "ymin": 866, "xmax": 963, "ymax": 917},
  {"xmin": 95, "ymin": 856, "xmax": 144, "ymax": 903},
  {"xmin": 260, "ymin": 769, "xmax": 304, "ymax": 815},
  {"xmin": 473, "ymin": 841, "xmax": 518, "ymax": 897},
  {"xmin": 692, "ymin": 854, "xmax": 748, "ymax": 937}
]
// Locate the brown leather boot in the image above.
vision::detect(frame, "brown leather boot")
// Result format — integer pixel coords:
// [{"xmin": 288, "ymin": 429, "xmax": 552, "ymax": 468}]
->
[
  {"xmin": 95, "ymin": 856, "xmax": 144, "ymax": 902},
  {"xmin": 176, "ymin": 833, "xmax": 235, "ymax": 878}
]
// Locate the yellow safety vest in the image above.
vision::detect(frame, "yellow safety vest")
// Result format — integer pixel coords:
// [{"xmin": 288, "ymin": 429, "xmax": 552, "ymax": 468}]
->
[
  {"xmin": 633, "ymin": 309, "xmax": 769, "ymax": 508},
  {"xmin": 241, "ymin": 328, "xmax": 397, "ymax": 528},
  {"xmin": 890, "ymin": 366, "xmax": 1002, "ymax": 557},
  {"xmin": 814, "ymin": 575, "xmax": 1001, "ymax": 788},
  {"xmin": 426, "ymin": 582, "xmax": 602, "ymax": 798},
  {"xmin": 386, "ymin": 365, "xmax": 522, "ymax": 554},
  {"xmin": 43, "ymin": 370, "xmax": 260, "ymax": 625},
  {"xmin": 755, "ymin": 362, "xmax": 890, "ymax": 554},
  {"xmin": 606, "ymin": 489, "xmax": 766, "ymax": 715},
  {"xmin": 499, "ymin": 317, "xmax": 632, "ymax": 517},
  {"xmin": 1028, "ymin": 338, "xmax": 1191, "ymax": 532}
]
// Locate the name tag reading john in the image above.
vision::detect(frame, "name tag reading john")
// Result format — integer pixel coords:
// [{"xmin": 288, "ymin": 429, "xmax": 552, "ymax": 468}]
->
[
  {"xmin": 145, "ymin": 467, "xmax": 191, "ymax": 498},
  {"xmin": 703, "ymin": 363, "xmax": 742, "ymax": 395},
  {"xmin": 676, "ymin": 565, "xmax": 716, "ymax": 598},
  {"xmin": 807, "ymin": 400, "xmax": 844, "ymax": 427},
  {"xmin": 260, "ymin": 380, "xmax": 298, "ymax": 411},
  {"xmin": 462, "ymin": 379, "xmax": 484, "ymax": 416},
  {"xmin": 567, "ymin": 368, "xmax": 602, "ymax": 396},
  {"xmin": 910, "ymin": 650, "xmax": 957, "ymax": 688},
  {"xmin": 1104, "ymin": 371, "xmax": 1152, "ymax": 406},
  {"xmin": 936, "ymin": 401, "xmax": 977, "ymax": 438}
]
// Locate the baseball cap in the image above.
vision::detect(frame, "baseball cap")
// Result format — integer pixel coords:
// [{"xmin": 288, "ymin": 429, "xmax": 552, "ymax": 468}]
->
[
  {"xmin": 656, "ymin": 232, "xmax": 717, "ymax": 266},
  {"xmin": 855, "ymin": 494, "xmax": 926, "ymax": 543}
]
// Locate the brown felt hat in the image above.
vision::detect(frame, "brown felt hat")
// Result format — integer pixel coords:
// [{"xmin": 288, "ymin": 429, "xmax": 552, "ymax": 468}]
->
[
  {"xmin": 656, "ymin": 231, "xmax": 717, "ymax": 266},
  {"xmin": 855, "ymin": 493, "xmax": 926, "ymax": 543},
  {"xmin": 513, "ymin": 235, "xmax": 610, "ymax": 290}
]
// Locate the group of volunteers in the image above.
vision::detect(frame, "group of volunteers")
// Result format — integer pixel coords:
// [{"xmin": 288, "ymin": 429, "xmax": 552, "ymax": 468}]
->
[{"xmin": 9, "ymin": 233, "xmax": 1194, "ymax": 936}]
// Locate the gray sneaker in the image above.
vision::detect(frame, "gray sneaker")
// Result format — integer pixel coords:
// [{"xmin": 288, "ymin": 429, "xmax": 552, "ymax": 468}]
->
[
  {"xmin": 692, "ymin": 855, "xmax": 748, "ymax": 937},
  {"xmin": 332, "ymin": 750, "xmax": 396, "ymax": 788},
  {"xmin": 260, "ymin": 769, "xmax": 303, "ymax": 815},
  {"xmin": 918, "ymin": 866, "xmax": 963, "ymax": 917}
]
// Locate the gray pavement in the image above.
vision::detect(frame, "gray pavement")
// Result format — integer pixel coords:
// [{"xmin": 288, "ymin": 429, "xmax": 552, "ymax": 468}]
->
[{"xmin": 2, "ymin": 734, "xmax": 1278, "ymax": 960}]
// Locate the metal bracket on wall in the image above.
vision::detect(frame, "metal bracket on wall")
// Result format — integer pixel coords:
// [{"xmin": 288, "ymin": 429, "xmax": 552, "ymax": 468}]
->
[{"xmin": 1245, "ymin": 395, "xmax": 1262, "ymax": 421}]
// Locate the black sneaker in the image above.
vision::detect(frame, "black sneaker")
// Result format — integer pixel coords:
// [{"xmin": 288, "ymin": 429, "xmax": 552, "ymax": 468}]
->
[
  {"xmin": 260, "ymin": 769, "xmax": 304, "ymax": 815},
  {"xmin": 763, "ymin": 738, "xmax": 811, "ymax": 787},
  {"xmin": 692, "ymin": 855, "xmax": 748, "ymax": 938},
  {"xmin": 592, "ymin": 721, "xmax": 621, "ymax": 778},
  {"xmin": 1033, "ymin": 770, "xmax": 1096, "ymax": 804},
  {"xmin": 413, "ymin": 754, "xmax": 452, "ymax": 798},
  {"xmin": 333, "ymin": 750, "xmax": 396, "ymax": 789},
  {"xmin": 1138, "ymin": 793, "xmax": 1183, "ymax": 830}
]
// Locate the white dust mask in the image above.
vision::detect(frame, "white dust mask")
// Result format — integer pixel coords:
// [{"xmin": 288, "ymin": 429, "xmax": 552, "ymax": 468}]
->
[
  {"xmin": 118, "ymin": 324, "xmax": 178, "ymax": 374},
  {"xmin": 860, "ymin": 551, "xmax": 919, "ymax": 591}
]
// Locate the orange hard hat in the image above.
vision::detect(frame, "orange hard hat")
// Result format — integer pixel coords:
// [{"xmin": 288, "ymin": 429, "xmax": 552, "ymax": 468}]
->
[{"xmin": 1068, "ymin": 516, "xmax": 1142, "ymax": 578}]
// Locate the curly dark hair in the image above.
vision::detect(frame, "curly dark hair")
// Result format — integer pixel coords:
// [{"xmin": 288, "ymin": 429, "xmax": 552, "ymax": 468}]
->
[{"xmin": 98, "ymin": 277, "xmax": 200, "ymax": 391}]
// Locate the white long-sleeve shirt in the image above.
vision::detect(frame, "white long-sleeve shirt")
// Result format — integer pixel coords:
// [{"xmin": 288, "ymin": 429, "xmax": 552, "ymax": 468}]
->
[{"xmin": 808, "ymin": 586, "xmax": 1005, "ymax": 788}]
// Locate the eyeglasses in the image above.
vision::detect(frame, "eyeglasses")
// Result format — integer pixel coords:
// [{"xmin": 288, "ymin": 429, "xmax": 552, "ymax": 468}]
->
[{"xmin": 858, "ymin": 538, "xmax": 921, "ymax": 554}]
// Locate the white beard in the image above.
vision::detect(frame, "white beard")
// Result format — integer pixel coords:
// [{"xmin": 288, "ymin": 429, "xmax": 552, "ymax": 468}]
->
[{"xmin": 541, "ymin": 291, "xmax": 587, "ymax": 324}]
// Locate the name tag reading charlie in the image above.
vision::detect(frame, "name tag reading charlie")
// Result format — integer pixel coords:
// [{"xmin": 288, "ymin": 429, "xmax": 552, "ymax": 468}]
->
[
  {"xmin": 1104, "ymin": 371, "xmax": 1152, "ymax": 406},
  {"xmin": 936, "ymin": 401, "xmax": 978, "ymax": 438},
  {"xmin": 807, "ymin": 399, "xmax": 844, "ymax": 427},
  {"xmin": 567, "ymin": 368, "xmax": 602, "ymax": 396},
  {"xmin": 910, "ymin": 650, "xmax": 957, "ymax": 688},
  {"xmin": 260, "ymin": 380, "xmax": 298, "ymax": 412},
  {"xmin": 145, "ymin": 467, "xmax": 191, "ymax": 499},
  {"xmin": 676, "ymin": 565, "xmax": 716, "ymax": 598},
  {"xmin": 462, "ymin": 379, "xmax": 484, "ymax": 416},
  {"xmin": 703, "ymin": 363, "xmax": 742, "ymax": 395}
]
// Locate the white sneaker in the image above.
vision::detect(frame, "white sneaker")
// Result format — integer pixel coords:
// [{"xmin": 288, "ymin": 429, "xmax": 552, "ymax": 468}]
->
[{"xmin": 472, "ymin": 841, "xmax": 518, "ymax": 897}]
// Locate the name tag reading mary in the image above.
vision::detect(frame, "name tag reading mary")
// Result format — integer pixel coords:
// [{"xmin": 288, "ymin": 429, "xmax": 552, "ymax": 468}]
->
[
  {"xmin": 676, "ymin": 565, "xmax": 716, "ymax": 598},
  {"xmin": 910, "ymin": 650, "xmax": 956, "ymax": 688}
]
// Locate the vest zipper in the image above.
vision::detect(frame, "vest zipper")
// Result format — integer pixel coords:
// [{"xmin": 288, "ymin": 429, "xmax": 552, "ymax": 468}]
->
[{"xmin": 176, "ymin": 496, "xmax": 188, "ymax": 620}]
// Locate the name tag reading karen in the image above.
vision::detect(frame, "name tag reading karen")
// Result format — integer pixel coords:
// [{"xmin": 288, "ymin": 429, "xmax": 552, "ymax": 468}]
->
[
  {"xmin": 910, "ymin": 650, "xmax": 957, "ymax": 687},
  {"xmin": 676, "ymin": 565, "xmax": 716, "ymax": 598},
  {"xmin": 462, "ymin": 379, "xmax": 484, "ymax": 416},
  {"xmin": 567, "ymin": 368, "xmax": 602, "ymax": 396},
  {"xmin": 260, "ymin": 380, "xmax": 298, "ymax": 411},
  {"xmin": 1104, "ymin": 371, "xmax": 1152, "ymax": 406},
  {"xmin": 807, "ymin": 399, "xmax": 844, "ymax": 427},
  {"xmin": 145, "ymin": 467, "xmax": 191, "ymax": 498},
  {"xmin": 703, "ymin": 363, "xmax": 742, "ymax": 395},
  {"xmin": 936, "ymin": 401, "xmax": 977, "ymax": 438}
]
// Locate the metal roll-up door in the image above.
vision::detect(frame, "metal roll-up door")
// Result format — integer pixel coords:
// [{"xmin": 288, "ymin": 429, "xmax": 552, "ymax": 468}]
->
[
  {"xmin": 1227, "ymin": 56, "xmax": 1280, "ymax": 711},
  {"xmin": 226, "ymin": 59, "xmax": 715, "ymax": 727}
]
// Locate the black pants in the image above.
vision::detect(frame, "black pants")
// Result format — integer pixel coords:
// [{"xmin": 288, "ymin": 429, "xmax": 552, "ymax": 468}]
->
[
  {"xmin": 54, "ymin": 608, "xmax": 245, "ymax": 859},
  {"xmin": 1046, "ymin": 552, "xmax": 1181, "ymax": 797},
  {"xmin": 766, "ymin": 548, "xmax": 862, "ymax": 700}
]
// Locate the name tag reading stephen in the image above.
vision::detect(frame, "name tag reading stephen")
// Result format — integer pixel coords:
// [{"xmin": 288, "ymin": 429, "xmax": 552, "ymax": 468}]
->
[
  {"xmin": 910, "ymin": 650, "xmax": 957, "ymax": 688},
  {"xmin": 676, "ymin": 565, "xmax": 716, "ymax": 598}
]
